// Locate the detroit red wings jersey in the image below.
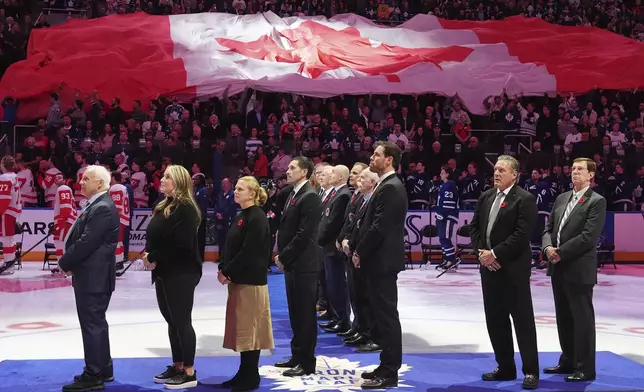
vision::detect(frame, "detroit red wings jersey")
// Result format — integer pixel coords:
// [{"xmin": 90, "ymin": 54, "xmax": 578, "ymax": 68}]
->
[
  {"xmin": 74, "ymin": 166, "xmax": 87, "ymax": 207},
  {"xmin": 16, "ymin": 169, "xmax": 37, "ymax": 205},
  {"xmin": 0, "ymin": 172, "xmax": 21, "ymax": 217},
  {"xmin": 130, "ymin": 171, "xmax": 148, "ymax": 208},
  {"xmin": 41, "ymin": 167, "xmax": 62, "ymax": 204},
  {"xmin": 53, "ymin": 185, "xmax": 77, "ymax": 241},
  {"xmin": 110, "ymin": 184, "xmax": 130, "ymax": 258},
  {"xmin": 0, "ymin": 172, "xmax": 22, "ymax": 236},
  {"xmin": 109, "ymin": 184, "xmax": 131, "ymax": 227}
]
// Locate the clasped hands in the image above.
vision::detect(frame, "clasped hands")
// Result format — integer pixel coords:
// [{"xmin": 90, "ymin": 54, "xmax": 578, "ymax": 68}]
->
[
  {"xmin": 217, "ymin": 270, "xmax": 230, "ymax": 285},
  {"xmin": 478, "ymin": 249, "xmax": 501, "ymax": 271},
  {"xmin": 545, "ymin": 247, "xmax": 561, "ymax": 264},
  {"xmin": 273, "ymin": 255, "xmax": 284, "ymax": 271},
  {"xmin": 141, "ymin": 252, "xmax": 156, "ymax": 271}
]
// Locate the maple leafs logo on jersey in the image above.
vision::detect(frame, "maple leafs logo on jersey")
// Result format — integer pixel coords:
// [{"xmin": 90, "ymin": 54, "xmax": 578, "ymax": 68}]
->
[{"xmin": 259, "ymin": 356, "xmax": 412, "ymax": 391}]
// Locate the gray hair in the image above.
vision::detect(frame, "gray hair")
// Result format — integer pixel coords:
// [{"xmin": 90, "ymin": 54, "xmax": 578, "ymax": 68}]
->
[
  {"xmin": 85, "ymin": 165, "xmax": 111, "ymax": 191},
  {"xmin": 496, "ymin": 155, "xmax": 520, "ymax": 174},
  {"xmin": 361, "ymin": 168, "xmax": 379, "ymax": 183}
]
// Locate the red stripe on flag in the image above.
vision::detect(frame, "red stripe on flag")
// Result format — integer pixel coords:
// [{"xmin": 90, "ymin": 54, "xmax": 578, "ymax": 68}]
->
[
  {"xmin": 385, "ymin": 74, "xmax": 401, "ymax": 82},
  {"xmin": 440, "ymin": 17, "xmax": 644, "ymax": 93},
  {"xmin": 0, "ymin": 13, "xmax": 195, "ymax": 121}
]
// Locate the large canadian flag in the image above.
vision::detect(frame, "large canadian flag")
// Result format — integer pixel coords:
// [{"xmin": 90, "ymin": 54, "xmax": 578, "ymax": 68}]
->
[{"xmin": 2, "ymin": 11, "xmax": 644, "ymax": 119}]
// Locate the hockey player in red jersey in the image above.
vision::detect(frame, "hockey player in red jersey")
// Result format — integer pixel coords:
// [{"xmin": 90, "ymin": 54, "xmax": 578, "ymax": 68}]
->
[
  {"xmin": 16, "ymin": 159, "xmax": 37, "ymax": 207},
  {"xmin": 0, "ymin": 156, "xmax": 22, "ymax": 275},
  {"xmin": 73, "ymin": 152, "xmax": 88, "ymax": 208},
  {"xmin": 110, "ymin": 171, "xmax": 131, "ymax": 269},
  {"xmin": 53, "ymin": 174, "xmax": 77, "ymax": 265}
]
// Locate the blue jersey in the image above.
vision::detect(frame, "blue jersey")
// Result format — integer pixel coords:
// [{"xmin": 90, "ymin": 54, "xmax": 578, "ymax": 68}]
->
[
  {"xmin": 535, "ymin": 181, "xmax": 557, "ymax": 212},
  {"xmin": 406, "ymin": 172, "xmax": 431, "ymax": 203},
  {"xmin": 436, "ymin": 180, "xmax": 459, "ymax": 221},
  {"xmin": 459, "ymin": 174, "xmax": 484, "ymax": 203},
  {"xmin": 559, "ymin": 175, "xmax": 573, "ymax": 193}
]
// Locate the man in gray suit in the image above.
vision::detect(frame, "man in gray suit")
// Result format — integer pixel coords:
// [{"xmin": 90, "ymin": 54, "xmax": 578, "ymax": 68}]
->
[
  {"xmin": 59, "ymin": 165, "xmax": 121, "ymax": 392},
  {"xmin": 542, "ymin": 157, "xmax": 607, "ymax": 383}
]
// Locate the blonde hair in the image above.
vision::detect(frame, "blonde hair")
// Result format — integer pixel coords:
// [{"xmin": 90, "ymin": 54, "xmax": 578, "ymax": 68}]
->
[
  {"xmin": 238, "ymin": 176, "xmax": 268, "ymax": 206},
  {"xmin": 154, "ymin": 165, "xmax": 202, "ymax": 225}
]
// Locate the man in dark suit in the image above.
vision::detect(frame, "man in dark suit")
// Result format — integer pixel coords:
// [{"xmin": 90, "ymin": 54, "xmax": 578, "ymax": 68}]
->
[
  {"xmin": 350, "ymin": 141, "xmax": 408, "ymax": 390},
  {"xmin": 336, "ymin": 162, "xmax": 368, "ymax": 341},
  {"xmin": 542, "ymin": 157, "xmax": 606, "ymax": 382},
  {"xmin": 274, "ymin": 156, "xmax": 322, "ymax": 377},
  {"xmin": 469, "ymin": 155, "xmax": 540, "ymax": 390},
  {"xmin": 317, "ymin": 165, "xmax": 352, "ymax": 333},
  {"xmin": 58, "ymin": 165, "xmax": 121, "ymax": 392},
  {"xmin": 343, "ymin": 168, "xmax": 378, "ymax": 352}
]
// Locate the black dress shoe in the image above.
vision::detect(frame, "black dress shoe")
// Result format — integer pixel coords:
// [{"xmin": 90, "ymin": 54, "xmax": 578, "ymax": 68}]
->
[
  {"xmin": 274, "ymin": 358, "xmax": 298, "ymax": 368},
  {"xmin": 565, "ymin": 372, "xmax": 596, "ymax": 382},
  {"xmin": 355, "ymin": 342, "xmax": 382, "ymax": 353},
  {"xmin": 345, "ymin": 335, "xmax": 368, "ymax": 347},
  {"xmin": 338, "ymin": 329, "xmax": 356, "ymax": 337},
  {"xmin": 522, "ymin": 374, "xmax": 539, "ymax": 390},
  {"xmin": 361, "ymin": 375, "xmax": 398, "ymax": 389},
  {"xmin": 323, "ymin": 324, "xmax": 348, "ymax": 333},
  {"xmin": 63, "ymin": 372, "xmax": 105, "ymax": 391},
  {"xmin": 319, "ymin": 320, "xmax": 337, "ymax": 329},
  {"xmin": 283, "ymin": 365, "xmax": 315, "ymax": 377},
  {"xmin": 481, "ymin": 368, "xmax": 517, "ymax": 381},
  {"xmin": 342, "ymin": 332, "xmax": 361, "ymax": 342},
  {"xmin": 360, "ymin": 367, "xmax": 382, "ymax": 380},
  {"xmin": 543, "ymin": 365, "xmax": 574, "ymax": 374}
]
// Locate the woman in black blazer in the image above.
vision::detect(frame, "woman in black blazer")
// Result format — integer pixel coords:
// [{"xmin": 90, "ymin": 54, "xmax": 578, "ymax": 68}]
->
[
  {"xmin": 143, "ymin": 164, "xmax": 202, "ymax": 390},
  {"xmin": 218, "ymin": 175, "xmax": 274, "ymax": 392}
]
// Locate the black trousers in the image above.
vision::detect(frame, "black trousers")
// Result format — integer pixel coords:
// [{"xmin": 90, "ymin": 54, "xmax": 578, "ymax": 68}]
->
[
  {"xmin": 317, "ymin": 248, "xmax": 328, "ymax": 308},
  {"xmin": 217, "ymin": 228, "xmax": 228, "ymax": 261},
  {"xmin": 366, "ymin": 271, "xmax": 402, "ymax": 376},
  {"xmin": 155, "ymin": 273, "xmax": 200, "ymax": 367},
  {"xmin": 197, "ymin": 220, "xmax": 206, "ymax": 262},
  {"xmin": 284, "ymin": 271, "xmax": 318, "ymax": 369},
  {"xmin": 74, "ymin": 289, "xmax": 113, "ymax": 376},
  {"xmin": 348, "ymin": 261, "xmax": 373, "ymax": 335},
  {"xmin": 324, "ymin": 251, "xmax": 350, "ymax": 326},
  {"xmin": 481, "ymin": 269, "xmax": 539, "ymax": 375},
  {"xmin": 551, "ymin": 275, "xmax": 596, "ymax": 376},
  {"xmin": 122, "ymin": 225, "xmax": 131, "ymax": 261}
]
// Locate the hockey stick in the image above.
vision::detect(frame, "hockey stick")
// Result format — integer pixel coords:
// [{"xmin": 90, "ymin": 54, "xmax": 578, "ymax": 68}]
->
[
  {"xmin": 435, "ymin": 258, "xmax": 462, "ymax": 278},
  {"xmin": 0, "ymin": 231, "xmax": 52, "ymax": 275},
  {"xmin": 115, "ymin": 248, "xmax": 147, "ymax": 277}
]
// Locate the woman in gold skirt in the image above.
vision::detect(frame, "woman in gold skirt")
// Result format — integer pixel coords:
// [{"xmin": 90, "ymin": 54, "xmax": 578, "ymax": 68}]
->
[{"xmin": 217, "ymin": 176, "xmax": 274, "ymax": 392}]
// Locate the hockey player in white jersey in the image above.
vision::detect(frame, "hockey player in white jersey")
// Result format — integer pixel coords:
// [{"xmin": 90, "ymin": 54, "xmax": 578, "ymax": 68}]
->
[
  {"xmin": 110, "ymin": 171, "xmax": 131, "ymax": 269},
  {"xmin": 0, "ymin": 156, "xmax": 22, "ymax": 275},
  {"xmin": 53, "ymin": 174, "xmax": 77, "ymax": 263},
  {"xmin": 16, "ymin": 159, "xmax": 37, "ymax": 207}
]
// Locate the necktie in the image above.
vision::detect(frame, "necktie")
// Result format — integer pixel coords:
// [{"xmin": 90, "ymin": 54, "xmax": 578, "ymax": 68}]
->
[
  {"xmin": 284, "ymin": 190, "xmax": 295, "ymax": 213},
  {"xmin": 350, "ymin": 192, "xmax": 357, "ymax": 205},
  {"xmin": 557, "ymin": 194, "xmax": 578, "ymax": 245},
  {"xmin": 486, "ymin": 192, "xmax": 504, "ymax": 249},
  {"xmin": 327, "ymin": 189, "xmax": 336, "ymax": 202}
]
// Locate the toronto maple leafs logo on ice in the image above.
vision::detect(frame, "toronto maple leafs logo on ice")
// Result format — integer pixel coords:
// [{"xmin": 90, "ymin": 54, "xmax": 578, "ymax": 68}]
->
[{"xmin": 259, "ymin": 356, "xmax": 412, "ymax": 391}]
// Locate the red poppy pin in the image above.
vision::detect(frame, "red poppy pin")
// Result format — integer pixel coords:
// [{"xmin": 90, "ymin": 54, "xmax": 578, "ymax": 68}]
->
[
  {"xmin": 291, "ymin": 199, "xmax": 296, "ymax": 206},
  {"xmin": 578, "ymin": 197, "xmax": 585, "ymax": 204},
  {"xmin": 237, "ymin": 220, "xmax": 243, "ymax": 227},
  {"xmin": 500, "ymin": 202, "xmax": 507, "ymax": 208}
]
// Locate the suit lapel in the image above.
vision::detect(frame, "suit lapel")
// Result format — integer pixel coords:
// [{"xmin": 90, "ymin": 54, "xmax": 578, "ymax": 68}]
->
[
  {"xmin": 492, "ymin": 185, "xmax": 517, "ymax": 228},
  {"xmin": 480, "ymin": 191, "xmax": 494, "ymax": 232},
  {"xmin": 281, "ymin": 182, "xmax": 310, "ymax": 222},
  {"xmin": 560, "ymin": 188, "xmax": 593, "ymax": 232}
]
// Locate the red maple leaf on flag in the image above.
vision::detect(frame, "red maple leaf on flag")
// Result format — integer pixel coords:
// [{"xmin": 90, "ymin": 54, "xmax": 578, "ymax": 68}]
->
[{"xmin": 216, "ymin": 21, "xmax": 474, "ymax": 81}]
